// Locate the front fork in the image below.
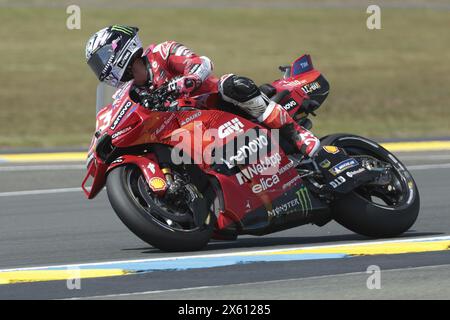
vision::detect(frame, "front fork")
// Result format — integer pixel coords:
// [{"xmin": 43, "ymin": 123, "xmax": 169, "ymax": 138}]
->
[
  {"xmin": 157, "ymin": 164, "xmax": 211, "ymax": 227},
  {"xmin": 161, "ymin": 166, "xmax": 175, "ymax": 184}
]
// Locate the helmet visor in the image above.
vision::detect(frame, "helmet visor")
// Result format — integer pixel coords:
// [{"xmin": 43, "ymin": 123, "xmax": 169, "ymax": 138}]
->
[{"xmin": 87, "ymin": 44, "xmax": 116, "ymax": 81}]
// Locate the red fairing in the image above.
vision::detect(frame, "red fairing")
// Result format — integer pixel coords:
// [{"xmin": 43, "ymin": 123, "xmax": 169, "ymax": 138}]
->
[
  {"xmin": 82, "ymin": 152, "xmax": 167, "ymax": 199},
  {"xmin": 82, "ymin": 160, "xmax": 108, "ymax": 199},
  {"xmin": 108, "ymin": 154, "xmax": 168, "ymax": 196}
]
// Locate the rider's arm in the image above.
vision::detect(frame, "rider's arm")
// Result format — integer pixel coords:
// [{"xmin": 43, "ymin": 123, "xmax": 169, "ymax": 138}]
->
[{"xmin": 165, "ymin": 42, "xmax": 213, "ymax": 94}]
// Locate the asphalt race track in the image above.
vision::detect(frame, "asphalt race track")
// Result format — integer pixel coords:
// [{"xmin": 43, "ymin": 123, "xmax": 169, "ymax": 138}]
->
[{"xmin": 0, "ymin": 150, "xmax": 449, "ymax": 299}]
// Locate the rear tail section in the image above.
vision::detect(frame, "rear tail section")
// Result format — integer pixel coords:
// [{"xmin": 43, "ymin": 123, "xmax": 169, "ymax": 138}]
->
[{"xmin": 272, "ymin": 54, "xmax": 330, "ymax": 114}]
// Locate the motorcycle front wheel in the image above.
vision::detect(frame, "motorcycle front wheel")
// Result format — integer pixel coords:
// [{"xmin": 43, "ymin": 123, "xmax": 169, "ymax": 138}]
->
[{"xmin": 106, "ymin": 164, "xmax": 216, "ymax": 252}]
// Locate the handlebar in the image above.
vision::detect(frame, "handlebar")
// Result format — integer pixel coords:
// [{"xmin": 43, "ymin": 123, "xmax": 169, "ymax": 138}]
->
[
  {"xmin": 139, "ymin": 84, "xmax": 202, "ymax": 112},
  {"xmin": 141, "ymin": 85, "xmax": 179, "ymax": 110}
]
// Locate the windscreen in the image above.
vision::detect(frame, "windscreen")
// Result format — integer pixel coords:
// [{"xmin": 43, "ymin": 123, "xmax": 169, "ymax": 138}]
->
[{"xmin": 96, "ymin": 82, "xmax": 117, "ymax": 114}]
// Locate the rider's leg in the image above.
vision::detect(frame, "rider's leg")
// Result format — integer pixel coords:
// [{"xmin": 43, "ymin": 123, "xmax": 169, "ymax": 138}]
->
[{"xmin": 218, "ymin": 74, "xmax": 320, "ymax": 158}]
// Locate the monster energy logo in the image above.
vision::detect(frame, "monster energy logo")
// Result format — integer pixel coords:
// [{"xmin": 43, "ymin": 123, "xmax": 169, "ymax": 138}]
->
[
  {"xmin": 296, "ymin": 186, "xmax": 312, "ymax": 216},
  {"xmin": 111, "ymin": 25, "xmax": 134, "ymax": 36}
]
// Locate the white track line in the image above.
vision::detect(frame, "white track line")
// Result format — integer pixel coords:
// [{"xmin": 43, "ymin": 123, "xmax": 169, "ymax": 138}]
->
[
  {"xmin": 0, "ymin": 188, "xmax": 82, "ymax": 197},
  {"xmin": 0, "ymin": 165, "xmax": 84, "ymax": 172},
  {"xmin": 2, "ymin": 235, "xmax": 450, "ymax": 273}
]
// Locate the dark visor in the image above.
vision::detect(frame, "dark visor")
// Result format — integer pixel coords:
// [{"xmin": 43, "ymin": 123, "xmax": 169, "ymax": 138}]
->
[{"xmin": 87, "ymin": 44, "xmax": 115, "ymax": 80}]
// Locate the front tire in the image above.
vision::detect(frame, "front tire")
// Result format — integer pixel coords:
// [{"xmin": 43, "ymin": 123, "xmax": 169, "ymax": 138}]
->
[
  {"xmin": 321, "ymin": 134, "xmax": 420, "ymax": 238},
  {"xmin": 106, "ymin": 165, "xmax": 215, "ymax": 252}
]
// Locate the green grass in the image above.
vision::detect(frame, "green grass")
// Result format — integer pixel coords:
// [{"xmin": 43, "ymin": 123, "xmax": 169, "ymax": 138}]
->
[{"xmin": 0, "ymin": 6, "xmax": 449, "ymax": 148}]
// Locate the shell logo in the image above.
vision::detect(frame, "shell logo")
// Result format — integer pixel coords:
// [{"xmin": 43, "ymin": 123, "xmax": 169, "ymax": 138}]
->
[
  {"xmin": 323, "ymin": 146, "xmax": 339, "ymax": 154},
  {"xmin": 149, "ymin": 177, "xmax": 167, "ymax": 191}
]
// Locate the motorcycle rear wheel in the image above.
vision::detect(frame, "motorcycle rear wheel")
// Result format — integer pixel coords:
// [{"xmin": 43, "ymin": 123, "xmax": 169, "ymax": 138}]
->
[
  {"xmin": 321, "ymin": 134, "xmax": 420, "ymax": 238},
  {"xmin": 106, "ymin": 164, "xmax": 216, "ymax": 252}
]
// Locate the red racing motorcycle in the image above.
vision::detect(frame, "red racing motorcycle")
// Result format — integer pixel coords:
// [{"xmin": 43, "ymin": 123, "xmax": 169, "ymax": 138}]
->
[{"xmin": 82, "ymin": 54, "xmax": 420, "ymax": 251}]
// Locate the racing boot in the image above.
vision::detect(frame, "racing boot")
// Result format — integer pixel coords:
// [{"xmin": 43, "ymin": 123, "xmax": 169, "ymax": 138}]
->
[{"xmin": 257, "ymin": 100, "xmax": 321, "ymax": 158}]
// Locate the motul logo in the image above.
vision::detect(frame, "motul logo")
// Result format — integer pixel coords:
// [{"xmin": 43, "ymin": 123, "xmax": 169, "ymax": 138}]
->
[{"xmin": 218, "ymin": 118, "xmax": 244, "ymax": 138}]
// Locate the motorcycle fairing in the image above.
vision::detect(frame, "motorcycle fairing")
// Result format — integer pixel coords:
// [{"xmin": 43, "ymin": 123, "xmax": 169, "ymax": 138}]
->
[
  {"xmin": 107, "ymin": 154, "xmax": 168, "ymax": 195},
  {"xmin": 82, "ymin": 153, "xmax": 167, "ymax": 199},
  {"xmin": 235, "ymin": 181, "xmax": 329, "ymax": 235},
  {"xmin": 82, "ymin": 159, "xmax": 108, "ymax": 199},
  {"xmin": 85, "ymin": 100, "xmax": 331, "ymax": 232}
]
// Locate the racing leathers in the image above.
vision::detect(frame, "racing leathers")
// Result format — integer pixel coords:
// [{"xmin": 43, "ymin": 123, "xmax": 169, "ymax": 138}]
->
[{"xmin": 132, "ymin": 41, "xmax": 320, "ymax": 158}]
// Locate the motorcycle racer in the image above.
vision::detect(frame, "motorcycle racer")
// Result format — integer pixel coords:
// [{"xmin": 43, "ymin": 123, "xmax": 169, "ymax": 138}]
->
[{"xmin": 85, "ymin": 25, "xmax": 320, "ymax": 158}]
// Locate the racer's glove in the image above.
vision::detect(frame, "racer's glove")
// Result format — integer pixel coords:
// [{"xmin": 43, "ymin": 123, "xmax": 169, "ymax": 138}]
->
[{"xmin": 167, "ymin": 75, "xmax": 201, "ymax": 96}]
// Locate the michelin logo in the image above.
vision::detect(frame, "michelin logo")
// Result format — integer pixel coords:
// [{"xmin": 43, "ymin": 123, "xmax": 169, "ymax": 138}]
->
[{"xmin": 329, "ymin": 158, "xmax": 358, "ymax": 176}]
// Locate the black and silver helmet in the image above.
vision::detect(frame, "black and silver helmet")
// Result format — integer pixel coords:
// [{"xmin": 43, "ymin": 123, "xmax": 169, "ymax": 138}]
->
[{"xmin": 85, "ymin": 25, "xmax": 143, "ymax": 87}]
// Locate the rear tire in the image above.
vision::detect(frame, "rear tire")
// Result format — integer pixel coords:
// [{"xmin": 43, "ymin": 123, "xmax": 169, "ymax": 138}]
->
[
  {"xmin": 106, "ymin": 165, "xmax": 215, "ymax": 252},
  {"xmin": 321, "ymin": 134, "xmax": 420, "ymax": 238}
]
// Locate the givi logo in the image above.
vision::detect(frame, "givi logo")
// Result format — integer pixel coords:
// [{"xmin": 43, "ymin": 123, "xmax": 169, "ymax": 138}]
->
[{"xmin": 218, "ymin": 118, "xmax": 244, "ymax": 138}]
